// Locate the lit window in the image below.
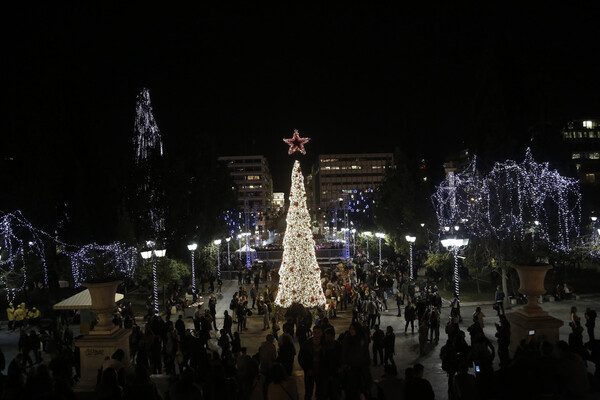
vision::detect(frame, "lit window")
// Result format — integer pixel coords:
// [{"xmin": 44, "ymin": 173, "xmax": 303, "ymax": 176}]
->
[
  {"xmin": 351, "ymin": 165, "xmax": 361, "ymax": 169},
  {"xmin": 586, "ymin": 174, "xmax": 596, "ymax": 183},
  {"xmin": 576, "ymin": 164, "xmax": 581, "ymax": 171},
  {"xmin": 247, "ymin": 175, "xmax": 260, "ymax": 180},
  {"xmin": 423, "ymin": 177, "xmax": 428, "ymax": 182},
  {"xmin": 584, "ymin": 120, "xmax": 594, "ymax": 128},
  {"xmin": 572, "ymin": 153, "xmax": 581, "ymax": 159},
  {"xmin": 589, "ymin": 152, "xmax": 600, "ymax": 160},
  {"xmin": 578, "ymin": 132, "xmax": 583, "ymax": 138}
]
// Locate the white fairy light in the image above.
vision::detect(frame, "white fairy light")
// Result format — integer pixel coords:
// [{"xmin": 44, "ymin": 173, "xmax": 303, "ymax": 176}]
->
[{"xmin": 275, "ymin": 161, "xmax": 327, "ymax": 308}]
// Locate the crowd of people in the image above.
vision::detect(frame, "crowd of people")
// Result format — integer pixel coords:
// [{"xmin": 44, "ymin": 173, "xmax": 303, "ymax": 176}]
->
[{"xmin": 0, "ymin": 252, "xmax": 599, "ymax": 399}]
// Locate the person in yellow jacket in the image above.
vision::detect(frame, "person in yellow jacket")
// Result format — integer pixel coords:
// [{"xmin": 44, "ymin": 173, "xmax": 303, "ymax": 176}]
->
[
  {"xmin": 14, "ymin": 304, "xmax": 26, "ymax": 330},
  {"xmin": 6, "ymin": 303, "xmax": 15, "ymax": 331},
  {"xmin": 29, "ymin": 307, "xmax": 41, "ymax": 326}
]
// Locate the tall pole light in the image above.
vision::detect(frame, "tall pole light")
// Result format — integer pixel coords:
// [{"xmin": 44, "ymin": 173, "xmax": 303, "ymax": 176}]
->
[
  {"xmin": 441, "ymin": 236, "xmax": 469, "ymax": 299},
  {"xmin": 351, "ymin": 229, "xmax": 356, "ymax": 257},
  {"xmin": 214, "ymin": 239, "xmax": 222, "ymax": 277},
  {"xmin": 406, "ymin": 235, "xmax": 416, "ymax": 280},
  {"xmin": 363, "ymin": 231, "xmax": 372, "ymax": 260},
  {"xmin": 226, "ymin": 237, "xmax": 231, "ymax": 267},
  {"xmin": 375, "ymin": 232, "xmax": 385, "ymax": 267},
  {"xmin": 592, "ymin": 216, "xmax": 598, "ymax": 243},
  {"xmin": 142, "ymin": 248, "xmax": 166, "ymax": 315},
  {"xmin": 187, "ymin": 243, "xmax": 197, "ymax": 294}
]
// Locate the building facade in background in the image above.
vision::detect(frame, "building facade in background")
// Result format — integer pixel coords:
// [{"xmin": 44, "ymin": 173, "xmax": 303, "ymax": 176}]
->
[
  {"xmin": 218, "ymin": 155, "xmax": 273, "ymax": 238},
  {"xmin": 312, "ymin": 153, "xmax": 394, "ymax": 209},
  {"xmin": 562, "ymin": 119, "xmax": 600, "ymax": 184}
]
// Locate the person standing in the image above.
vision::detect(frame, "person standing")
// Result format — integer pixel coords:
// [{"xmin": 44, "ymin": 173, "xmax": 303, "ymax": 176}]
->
[
  {"xmin": 258, "ymin": 334, "xmax": 277, "ymax": 375},
  {"xmin": 208, "ymin": 294, "xmax": 218, "ymax": 331},
  {"xmin": 6, "ymin": 303, "xmax": 15, "ymax": 331},
  {"xmin": 372, "ymin": 325, "xmax": 385, "ymax": 365},
  {"xmin": 473, "ymin": 307, "xmax": 485, "ymax": 329},
  {"xmin": 405, "ymin": 301, "xmax": 416, "ymax": 334},
  {"xmin": 405, "ymin": 363, "xmax": 434, "ymax": 400},
  {"xmin": 298, "ymin": 325, "xmax": 324, "ymax": 400},
  {"xmin": 250, "ymin": 285, "xmax": 258, "ymax": 309},
  {"xmin": 262, "ymin": 302, "xmax": 271, "ymax": 330},
  {"xmin": 383, "ymin": 326, "xmax": 396, "ymax": 367},
  {"xmin": 585, "ymin": 307, "xmax": 597, "ymax": 342},
  {"xmin": 223, "ymin": 310, "xmax": 233, "ymax": 340},
  {"xmin": 494, "ymin": 286, "xmax": 505, "ymax": 316},
  {"xmin": 396, "ymin": 291, "xmax": 403, "ymax": 317},
  {"xmin": 429, "ymin": 307, "xmax": 441, "ymax": 343},
  {"xmin": 193, "ymin": 305, "xmax": 202, "ymax": 332}
]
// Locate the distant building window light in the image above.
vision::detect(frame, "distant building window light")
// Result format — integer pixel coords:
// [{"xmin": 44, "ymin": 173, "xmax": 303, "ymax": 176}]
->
[
  {"xmin": 578, "ymin": 132, "xmax": 583, "ymax": 138},
  {"xmin": 247, "ymin": 175, "xmax": 260, "ymax": 180},
  {"xmin": 576, "ymin": 164, "xmax": 581, "ymax": 171},
  {"xmin": 584, "ymin": 120, "xmax": 594, "ymax": 129},
  {"xmin": 590, "ymin": 132, "xmax": 597, "ymax": 138},
  {"xmin": 589, "ymin": 152, "xmax": 600, "ymax": 160},
  {"xmin": 423, "ymin": 177, "xmax": 428, "ymax": 182},
  {"xmin": 572, "ymin": 153, "xmax": 582, "ymax": 159},
  {"xmin": 586, "ymin": 173, "xmax": 596, "ymax": 183},
  {"xmin": 351, "ymin": 165, "xmax": 361, "ymax": 169}
]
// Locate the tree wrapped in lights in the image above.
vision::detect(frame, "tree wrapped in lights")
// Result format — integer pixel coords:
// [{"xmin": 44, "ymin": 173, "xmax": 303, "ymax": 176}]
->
[
  {"xmin": 0, "ymin": 211, "xmax": 49, "ymax": 302},
  {"xmin": 131, "ymin": 88, "xmax": 166, "ymax": 241},
  {"xmin": 65, "ymin": 243, "xmax": 138, "ymax": 287},
  {"xmin": 275, "ymin": 161, "xmax": 327, "ymax": 308},
  {"xmin": 433, "ymin": 149, "xmax": 581, "ymax": 255}
]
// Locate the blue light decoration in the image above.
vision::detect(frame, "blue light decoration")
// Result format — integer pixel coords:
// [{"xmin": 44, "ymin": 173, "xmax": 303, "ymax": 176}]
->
[
  {"xmin": 133, "ymin": 88, "xmax": 165, "ymax": 239},
  {"xmin": 346, "ymin": 188, "xmax": 376, "ymax": 230},
  {"xmin": 432, "ymin": 149, "xmax": 582, "ymax": 254}
]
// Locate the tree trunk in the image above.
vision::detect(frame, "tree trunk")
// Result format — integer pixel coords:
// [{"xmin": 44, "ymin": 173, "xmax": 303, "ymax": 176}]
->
[{"xmin": 476, "ymin": 273, "xmax": 481, "ymax": 294}]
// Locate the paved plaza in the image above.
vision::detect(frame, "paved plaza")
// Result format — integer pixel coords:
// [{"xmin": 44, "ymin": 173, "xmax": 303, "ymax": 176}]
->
[{"xmin": 1, "ymin": 279, "xmax": 598, "ymax": 399}]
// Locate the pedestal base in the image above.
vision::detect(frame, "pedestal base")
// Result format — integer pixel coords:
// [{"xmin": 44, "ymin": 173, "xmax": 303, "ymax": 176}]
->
[
  {"xmin": 74, "ymin": 328, "xmax": 131, "ymax": 392},
  {"xmin": 506, "ymin": 310, "xmax": 563, "ymax": 357}
]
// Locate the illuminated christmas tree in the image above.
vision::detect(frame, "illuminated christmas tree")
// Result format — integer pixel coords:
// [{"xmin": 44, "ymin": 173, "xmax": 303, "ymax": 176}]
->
[{"xmin": 275, "ymin": 160, "xmax": 326, "ymax": 308}]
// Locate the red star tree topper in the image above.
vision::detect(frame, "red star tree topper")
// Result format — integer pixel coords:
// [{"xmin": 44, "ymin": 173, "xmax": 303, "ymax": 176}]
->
[
  {"xmin": 275, "ymin": 160, "xmax": 326, "ymax": 308},
  {"xmin": 283, "ymin": 129, "xmax": 310, "ymax": 155}
]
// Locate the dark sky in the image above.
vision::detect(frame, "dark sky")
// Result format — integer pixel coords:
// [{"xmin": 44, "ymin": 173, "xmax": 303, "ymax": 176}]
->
[{"xmin": 4, "ymin": 3, "xmax": 600, "ymax": 193}]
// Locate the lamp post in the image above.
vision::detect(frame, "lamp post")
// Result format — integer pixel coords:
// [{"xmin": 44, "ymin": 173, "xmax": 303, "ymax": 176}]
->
[
  {"xmin": 363, "ymin": 231, "xmax": 372, "ymax": 260},
  {"xmin": 187, "ymin": 243, "xmax": 197, "ymax": 294},
  {"xmin": 375, "ymin": 232, "xmax": 385, "ymax": 267},
  {"xmin": 141, "ymin": 247, "xmax": 166, "ymax": 315},
  {"xmin": 441, "ymin": 236, "xmax": 469, "ymax": 299},
  {"xmin": 226, "ymin": 237, "xmax": 231, "ymax": 267},
  {"xmin": 592, "ymin": 216, "xmax": 598, "ymax": 243},
  {"xmin": 214, "ymin": 239, "xmax": 222, "ymax": 277},
  {"xmin": 405, "ymin": 235, "xmax": 416, "ymax": 280},
  {"xmin": 351, "ymin": 229, "xmax": 356, "ymax": 257}
]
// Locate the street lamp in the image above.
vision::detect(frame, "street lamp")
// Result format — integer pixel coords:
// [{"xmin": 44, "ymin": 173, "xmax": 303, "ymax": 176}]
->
[
  {"xmin": 363, "ymin": 231, "xmax": 372, "ymax": 260},
  {"xmin": 405, "ymin": 235, "xmax": 416, "ymax": 280},
  {"xmin": 226, "ymin": 237, "xmax": 231, "ymax": 266},
  {"xmin": 141, "ymin": 247, "xmax": 166, "ymax": 315},
  {"xmin": 351, "ymin": 229, "xmax": 356, "ymax": 256},
  {"xmin": 441, "ymin": 236, "xmax": 469, "ymax": 299},
  {"xmin": 214, "ymin": 239, "xmax": 222, "ymax": 277},
  {"xmin": 187, "ymin": 243, "xmax": 197, "ymax": 294},
  {"xmin": 375, "ymin": 232, "xmax": 385, "ymax": 267}
]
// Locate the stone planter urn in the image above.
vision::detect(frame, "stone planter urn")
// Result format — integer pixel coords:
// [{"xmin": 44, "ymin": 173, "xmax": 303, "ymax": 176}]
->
[
  {"xmin": 513, "ymin": 264, "xmax": 552, "ymax": 317},
  {"xmin": 75, "ymin": 280, "xmax": 131, "ymax": 393},
  {"xmin": 506, "ymin": 264, "xmax": 563, "ymax": 357},
  {"xmin": 85, "ymin": 280, "xmax": 121, "ymax": 335}
]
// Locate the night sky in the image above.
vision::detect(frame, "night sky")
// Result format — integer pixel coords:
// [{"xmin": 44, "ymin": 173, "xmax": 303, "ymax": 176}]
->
[{"xmin": 3, "ymin": 3, "xmax": 600, "ymax": 205}]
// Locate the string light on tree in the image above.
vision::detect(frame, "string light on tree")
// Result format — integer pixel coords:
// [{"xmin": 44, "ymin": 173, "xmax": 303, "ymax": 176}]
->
[
  {"xmin": 432, "ymin": 149, "xmax": 581, "ymax": 254},
  {"xmin": 187, "ymin": 243, "xmax": 197, "ymax": 293},
  {"xmin": 405, "ymin": 235, "xmax": 416, "ymax": 280},
  {"xmin": 275, "ymin": 160, "xmax": 326, "ymax": 308}
]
